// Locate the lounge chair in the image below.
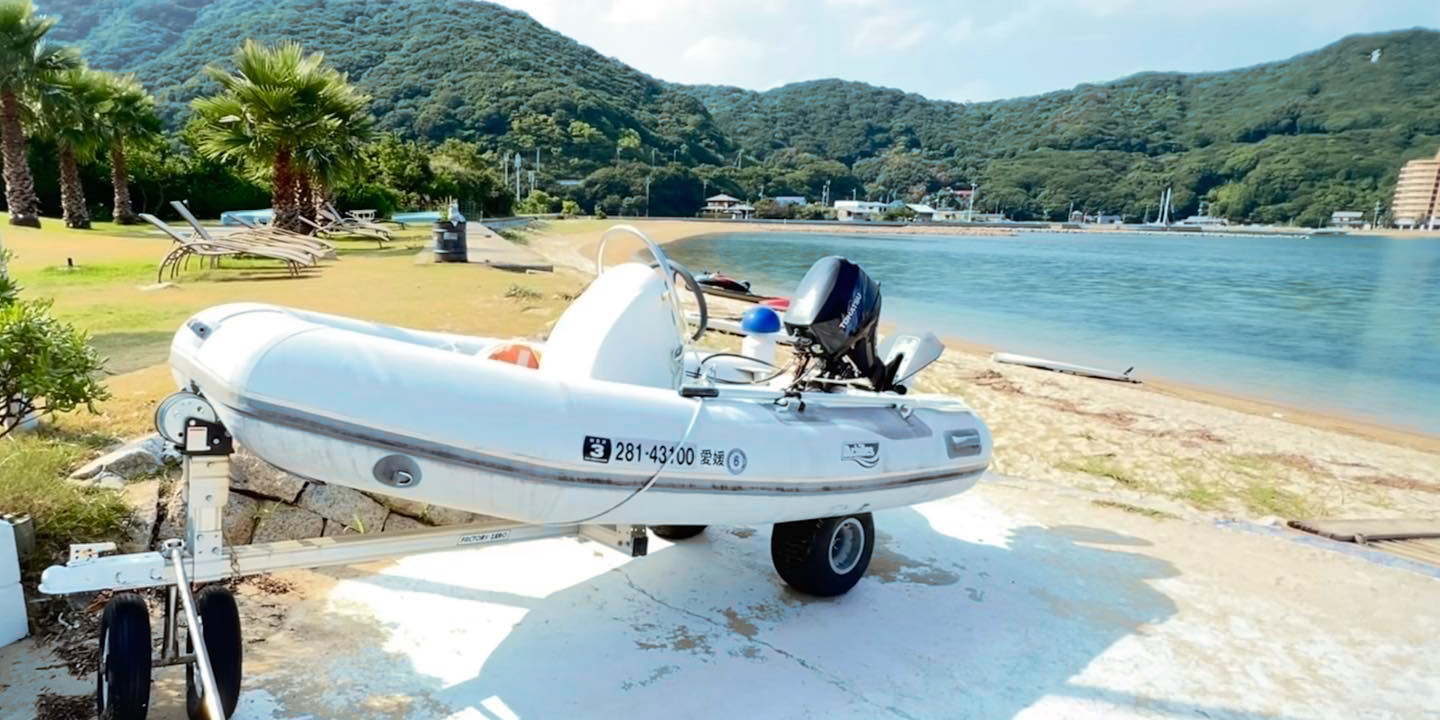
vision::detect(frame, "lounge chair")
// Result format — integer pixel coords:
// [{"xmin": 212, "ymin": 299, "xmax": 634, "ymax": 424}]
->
[
  {"xmin": 141, "ymin": 214, "xmax": 315, "ymax": 282},
  {"xmin": 171, "ymin": 201, "xmax": 333, "ymax": 263},
  {"xmin": 229, "ymin": 214, "xmax": 338, "ymax": 260},
  {"xmin": 298, "ymin": 215, "xmax": 389, "ymax": 248},
  {"xmin": 326, "ymin": 203, "xmax": 403, "ymax": 232}
]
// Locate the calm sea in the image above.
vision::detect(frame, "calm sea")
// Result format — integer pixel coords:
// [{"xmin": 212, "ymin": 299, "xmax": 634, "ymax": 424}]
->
[{"xmin": 666, "ymin": 230, "xmax": 1440, "ymax": 434}]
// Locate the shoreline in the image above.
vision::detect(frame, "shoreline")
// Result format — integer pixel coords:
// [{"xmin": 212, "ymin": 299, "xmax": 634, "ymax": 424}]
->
[{"xmin": 525, "ymin": 218, "xmax": 1439, "ymax": 454}]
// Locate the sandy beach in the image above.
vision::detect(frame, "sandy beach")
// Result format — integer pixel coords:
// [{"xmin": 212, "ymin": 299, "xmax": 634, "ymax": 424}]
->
[{"xmin": 522, "ymin": 218, "xmax": 1440, "ymax": 522}]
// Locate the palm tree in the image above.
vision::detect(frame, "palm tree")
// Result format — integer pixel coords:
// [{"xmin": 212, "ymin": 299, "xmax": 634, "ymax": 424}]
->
[
  {"xmin": 296, "ymin": 112, "xmax": 374, "ymax": 220},
  {"xmin": 192, "ymin": 40, "xmax": 371, "ymax": 232},
  {"xmin": 0, "ymin": 1, "xmax": 77, "ymax": 227},
  {"xmin": 37, "ymin": 67, "xmax": 107, "ymax": 228},
  {"xmin": 96, "ymin": 73, "xmax": 159, "ymax": 224}
]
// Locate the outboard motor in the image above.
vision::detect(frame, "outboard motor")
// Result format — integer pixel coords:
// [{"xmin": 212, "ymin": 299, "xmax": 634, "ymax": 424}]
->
[{"xmin": 783, "ymin": 256, "xmax": 900, "ymax": 392}]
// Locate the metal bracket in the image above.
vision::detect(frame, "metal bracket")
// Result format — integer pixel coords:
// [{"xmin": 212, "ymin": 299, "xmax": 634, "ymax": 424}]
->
[
  {"xmin": 579, "ymin": 524, "xmax": 649, "ymax": 557},
  {"xmin": 182, "ymin": 418, "xmax": 233, "ymax": 456},
  {"xmin": 66, "ymin": 542, "xmax": 116, "ymax": 564}
]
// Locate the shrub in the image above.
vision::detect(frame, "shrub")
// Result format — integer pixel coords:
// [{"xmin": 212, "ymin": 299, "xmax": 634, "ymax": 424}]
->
[
  {"xmin": 595, "ymin": 207, "xmax": 608, "ymax": 219},
  {"xmin": 0, "ymin": 251, "xmax": 109, "ymax": 438},
  {"xmin": 561, "ymin": 198, "xmax": 582, "ymax": 216}
]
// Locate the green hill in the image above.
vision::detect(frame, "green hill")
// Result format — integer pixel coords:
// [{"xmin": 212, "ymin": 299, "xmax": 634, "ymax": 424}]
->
[
  {"xmin": 34, "ymin": 0, "xmax": 1440, "ymax": 223},
  {"xmin": 38, "ymin": 0, "xmax": 735, "ymax": 176}
]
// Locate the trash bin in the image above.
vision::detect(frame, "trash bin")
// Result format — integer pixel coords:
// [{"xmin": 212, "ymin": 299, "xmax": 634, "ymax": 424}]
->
[{"xmin": 433, "ymin": 219, "xmax": 468, "ymax": 263}]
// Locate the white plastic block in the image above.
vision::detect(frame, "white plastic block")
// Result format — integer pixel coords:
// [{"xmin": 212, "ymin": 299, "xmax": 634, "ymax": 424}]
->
[
  {"xmin": 0, "ymin": 520, "xmax": 25, "ymax": 647},
  {"xmin": 0, "ymin": 519, "xmax": 18, "ymax": 586}
]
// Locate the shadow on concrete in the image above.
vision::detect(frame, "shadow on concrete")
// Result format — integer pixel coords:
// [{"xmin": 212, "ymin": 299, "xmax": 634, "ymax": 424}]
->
[{"xmin": 237, "ymin": 503, "xmax": 1323, "ymax": 720}]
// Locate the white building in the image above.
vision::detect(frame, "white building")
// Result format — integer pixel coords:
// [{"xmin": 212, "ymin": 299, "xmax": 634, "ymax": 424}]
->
[
  {"xmin": 1330, "ymin": 211, "xmax": 1365, "ymax": 229},
  {"xmin": 833, "ymin": 200, "xmax": 887, "ymax": 221},
  {"xmin": 905, "ymin": 204, "xmax": 936, "ymax": 221}
]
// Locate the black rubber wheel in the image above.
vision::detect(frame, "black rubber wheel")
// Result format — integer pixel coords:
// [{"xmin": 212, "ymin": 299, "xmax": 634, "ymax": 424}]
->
[
  {"xmin": 770, "ymin": 513, "xmax": 875, "ymax": 597},
  {"xmin": 651, "ymin": 525, "xmax": 707, "ymax": 541},
  {"xmin": 97, "ymin": 593, "xmax": 152, "ymax": 720},
  {"xmin": 186, "ymin": 585, "xmax": 243, "ymax": 720}
]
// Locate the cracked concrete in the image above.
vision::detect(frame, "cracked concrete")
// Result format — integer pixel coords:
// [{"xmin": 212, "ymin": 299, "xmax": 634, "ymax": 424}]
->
[{"xmin": 7, "ymin": 481, "xmax": 1438, "ymax": 719}]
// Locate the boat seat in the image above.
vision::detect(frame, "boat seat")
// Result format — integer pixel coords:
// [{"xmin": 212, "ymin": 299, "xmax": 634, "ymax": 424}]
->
[
  {"xmin": 485, "ymin": 342, "xmax": 541, "ymax": 369},
  {"xmin": 541, "ymin": 263, "xmax": 682, "ymax": 388}
]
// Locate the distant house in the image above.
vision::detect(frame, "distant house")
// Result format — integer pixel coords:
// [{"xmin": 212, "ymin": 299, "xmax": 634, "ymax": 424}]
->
[
  {"xmin": 704, "ymin": 194, "xmax": 750, "ymax": 219},
  {"xmin": 1330, "ymin": 211, "xmax": 1365, "ymax": 229},
  {"xmin": 833, "ymin": 200, "xmax": 887, "ymax": 221},
  {"xmin": 773, "ymin": 196, "xmax": 806, "ymax": 207},
  {"xmin": 905, "ymin": 204, "xmax": 936, "ymax": 221}
]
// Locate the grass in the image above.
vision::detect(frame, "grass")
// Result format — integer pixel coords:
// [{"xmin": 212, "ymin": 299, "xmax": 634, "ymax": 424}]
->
[
  {"xmin": 1239, "ymin": 482, "xmax": 1316, "ymax": 518},
  {"xmin": 1091, "ymin": 500, "xmax": 1180, "ymax": 520},
  {"xmin": 1057, "ymin": 454, "xmax": 1149, "ymax": 490},
  {"xmin": 0, "ymin": 430, "xmax": 132, "ymax": 574},
  {"xmin": 504, "ymin": 284, "xmax": 543, "ymax": 301}
]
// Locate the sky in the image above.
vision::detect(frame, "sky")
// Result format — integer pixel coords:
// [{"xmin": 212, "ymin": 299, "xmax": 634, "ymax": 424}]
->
[{"xmin": 487, "ymin": 0, "xmax": 1440, "ymax": 102}]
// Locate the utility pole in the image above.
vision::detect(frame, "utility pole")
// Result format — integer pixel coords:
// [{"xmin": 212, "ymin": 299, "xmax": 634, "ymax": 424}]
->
[
  {"xmin": 737, "ymin": 150, "xmax": 743, "ymax": 169},
  {"xmin": 651, "ymin": 148, "xmax": 657, "ymax": 165},
  {"xmin": 536, "ymin": 148, "xmax": 540, "ymax": 172},
  {"xmin": 673, "ymin": 148, "xmax": 679, "ymax": 162},
  {"xmin": 852, "ymin": 188, "xmax": 857, "ymax": 201},
  {"xmin": 514, "ymin": 155, "xmax": 522, "ymax": 200},
  {"xmin": 646, "ymin": 176, "xmax": 651, "ymax": 217},
  {"xmin": 1373, "ymin": 199, "xmax": 1382, "ymax": 228},
  {"xmin": 502, "ymin": 151, "xmax": 508, "ymax": 187},
  {"xmin": 528, "ymin": 170, "xmax": 535, "ymax": 196},
  {"xmin": 968, "ymin": 183, "xmax": 977, "ymax": 222}
]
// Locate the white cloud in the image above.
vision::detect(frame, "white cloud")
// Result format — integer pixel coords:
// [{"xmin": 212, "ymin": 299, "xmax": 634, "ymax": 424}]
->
[
  {"xmin": 850, "ymin": 12, "xmax": 932, "ymax": 53},
  {"xmin": 683, "ymin": 35, "xmax": 763, "ymax": 65},
  {"xmin": 483, "ymin": 0, "xmax": 1440, "ymax": 103}
]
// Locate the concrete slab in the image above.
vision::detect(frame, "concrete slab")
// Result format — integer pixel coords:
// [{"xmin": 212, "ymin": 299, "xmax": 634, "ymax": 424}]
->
[
  {"xmin": 126, "ymin": 481, "xmax": 1440, "ymax": 719},
  {"xmin": 414, "ymin": 224, "xmax": 553, "ymax": 272}
]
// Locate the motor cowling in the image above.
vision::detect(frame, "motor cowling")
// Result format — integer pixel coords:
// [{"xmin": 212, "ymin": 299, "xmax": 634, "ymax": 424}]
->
[{"xmin": 783, "ymin": 256, "xmax": 896, "ymax": 391}]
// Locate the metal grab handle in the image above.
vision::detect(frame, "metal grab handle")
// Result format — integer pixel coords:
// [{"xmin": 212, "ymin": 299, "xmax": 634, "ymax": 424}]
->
[{"xmin": 162, "ymin": 540, "xmax": 225, "ymax": 720}]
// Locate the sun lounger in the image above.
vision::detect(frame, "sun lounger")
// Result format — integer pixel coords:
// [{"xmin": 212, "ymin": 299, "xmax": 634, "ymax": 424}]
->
[
  {"xmin": 141, "ymin": 214, "xmax": 315, "ymax": 282},
  {"xmin": 171, "ymin": 201, "xmax": 331, "ymax": 263},
  {"xmin": 229, "ymin": 215, "xmax": 338, "ymax": 260},
  {"xmin": 298, "ymin": 215, "xmax": 389, "ymax": 248},
  {"xmin": 325, "ymin": 203, "xmax": 398, "ymax": 236}
]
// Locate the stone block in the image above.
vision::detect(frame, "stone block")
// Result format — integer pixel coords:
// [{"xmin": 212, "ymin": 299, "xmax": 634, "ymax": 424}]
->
[
  {"xmin": 252, "ymin": 503, "xmax": 324, "ymax": 544},
  {"xmin": 424, "ymin": 504, "xmax": 479, "ymax": 526},
  {"xmin": 229, "ymin": 450, "xmax": 307, "ymax": 503},
  {"xmin": 382, "ymin": 513, "xmax": 426, "ymax": 533},
  {"xmin": 298, "ymin": 482, "xmax": 387, "ymax": 533}
]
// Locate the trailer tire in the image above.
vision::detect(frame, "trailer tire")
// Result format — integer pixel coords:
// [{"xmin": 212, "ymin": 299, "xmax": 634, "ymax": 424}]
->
[
  {"xmin": 770, "ymin": 513, "xmax": 874, "ymax": 597},
  {"xmin": 651, "ymin": 525, "xmax": 707, "ymax": 541},
  {"xmin": 186, "ymin": 585, "xmax": 243, "ymax": 720},
  {"xmin": 97, "ymin": 593, "xmax": 151, "ymax": 720}
]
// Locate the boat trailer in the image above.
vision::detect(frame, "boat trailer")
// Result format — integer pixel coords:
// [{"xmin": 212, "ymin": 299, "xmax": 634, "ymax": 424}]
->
[{"xmin": 38, "ymin": 410, "xmax": 648, "ymax": 719}]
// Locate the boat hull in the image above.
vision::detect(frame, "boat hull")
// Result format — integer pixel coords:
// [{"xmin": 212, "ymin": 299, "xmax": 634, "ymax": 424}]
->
[{"xmin": 171, "ymin": 304, "xmax": 991, "ymax": 526}]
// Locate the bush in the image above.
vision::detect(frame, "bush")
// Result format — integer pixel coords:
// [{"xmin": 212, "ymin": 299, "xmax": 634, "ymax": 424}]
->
[
  {"xmin": 0, "ymin": 432, "xmax": 131, "ymax": 572},
  {"xmin": 561, "ymin": 198, "xmax": 582, "ymax": 216},
  {"xmin": 595, "ymin": 207, "xmax": 608, "ymax": 219},
  {"xmin": 0, "ymin": 252, "xmax": 109, "ymax": 438}
]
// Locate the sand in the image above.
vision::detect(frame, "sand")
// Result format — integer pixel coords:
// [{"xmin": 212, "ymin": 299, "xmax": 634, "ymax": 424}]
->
[{"xmin": 519, "ymin": 218, "xmax": 1440, "ymax": 522}]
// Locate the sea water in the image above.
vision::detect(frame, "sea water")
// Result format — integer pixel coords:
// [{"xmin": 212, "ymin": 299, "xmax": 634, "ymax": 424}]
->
[{"xmin": 666, "ymin": 230, "xmax": 1440, "ymax": 434}]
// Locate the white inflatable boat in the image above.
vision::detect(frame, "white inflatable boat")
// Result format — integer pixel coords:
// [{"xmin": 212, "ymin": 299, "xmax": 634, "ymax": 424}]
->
[{"xmin": 168, "ymin": 227, "xmax": 991, "ymax": 529}]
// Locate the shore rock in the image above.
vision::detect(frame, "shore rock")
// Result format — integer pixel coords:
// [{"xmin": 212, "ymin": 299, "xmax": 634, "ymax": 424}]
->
[
  {"xmin": 119, "ymin": 481, "xmax": 161, "ymax": 553},
  {"xmin": 69, "ymin": 434, "xmax": 177, "ymax": 481},
  {"xmin": 364, "ymin": 491, "xmax": 428, "ymax": 520},
  {"xmin": 252, "ymin": 503, "xmax": 323, "ymax": 543},
  {"xmin": 322, "ymin": 520, "xmax": 359, "ymax": 537},
  {"xmin": 383, "ymin": 513, "xmax": 426, "ymax": 533},
  {"xmin": 424, "ymin": 504, "xmax": 479, "ymax": 526},
  {"xmin": 230, "ymin": 450, "xmax": 307, "ymax": 503},
  {"xmin": 298, "ymin": 482, "xmax": 388, "ymax": 532}
]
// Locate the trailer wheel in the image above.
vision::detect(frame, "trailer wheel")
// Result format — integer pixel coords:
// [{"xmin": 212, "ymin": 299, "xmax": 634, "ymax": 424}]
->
[
  {"xmin": 97, "ymin": 593, "xmax": 151, "ymax": 720},
  {"xmin": 186, "ymin": 585, "xmax": 243, "ymax": 720},
  {"xmin": 771, "ymin": 513, "xmax": 874, "ymax": 597},
  {"xmin": 650, "ymin": 525, "xmax": 707, "ymax": 541}
]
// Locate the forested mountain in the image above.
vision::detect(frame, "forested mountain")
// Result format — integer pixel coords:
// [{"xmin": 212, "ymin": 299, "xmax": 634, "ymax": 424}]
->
[
  {"xmin": 39, "ymin": 0, "xmax": 734, "ymax": 174},
  {"xmin": 31, "ymin": 0, "xmax": 1440, "ymax": 224}
]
